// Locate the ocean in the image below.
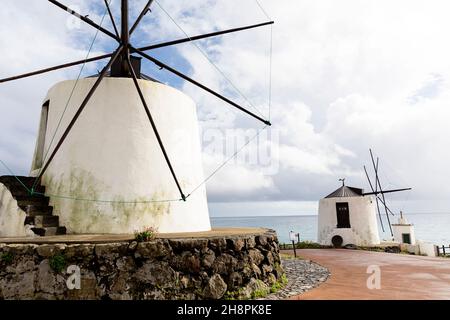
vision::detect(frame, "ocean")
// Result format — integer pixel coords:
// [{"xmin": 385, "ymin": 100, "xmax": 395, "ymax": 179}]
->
[{"xmin": 211, "ymin": 213, "xmax": 450, "ymax": 245}]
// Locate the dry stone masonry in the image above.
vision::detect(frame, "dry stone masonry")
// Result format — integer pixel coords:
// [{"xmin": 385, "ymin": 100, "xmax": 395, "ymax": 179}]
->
[{"xmin": 0, "ymin": 229, "xmax": 284, "ymax": 300}]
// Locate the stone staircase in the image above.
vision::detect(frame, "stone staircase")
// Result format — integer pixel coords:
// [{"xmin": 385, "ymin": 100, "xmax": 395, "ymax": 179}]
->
[{"xmin": 0, "ymin": 176, "xmax": 66, "ymax": 236}]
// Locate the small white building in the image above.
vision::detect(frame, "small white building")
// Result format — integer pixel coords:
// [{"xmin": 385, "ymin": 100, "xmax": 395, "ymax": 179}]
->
[
  {"xmin": 318, "ymin": 184, "xmax": 381, "ymax": 247},
  {"xmin": 392, "ymin": 212, "xmax": 416, "ymax": 245}
]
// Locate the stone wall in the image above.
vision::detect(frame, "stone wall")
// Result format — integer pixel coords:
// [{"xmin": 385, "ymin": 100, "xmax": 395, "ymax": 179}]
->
[{"xmin": 0, "ymin": 230, "xmax": 284, "ymax": 300}]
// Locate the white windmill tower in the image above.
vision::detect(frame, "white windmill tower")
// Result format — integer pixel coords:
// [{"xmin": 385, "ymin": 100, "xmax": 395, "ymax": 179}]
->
[
  {"xmin": 318, "ymin": 150, "xmax": 411, "ymax": 247},
  {"xmin": 0, "ymin": 0, "xmax": 273, "ymax": 237}
]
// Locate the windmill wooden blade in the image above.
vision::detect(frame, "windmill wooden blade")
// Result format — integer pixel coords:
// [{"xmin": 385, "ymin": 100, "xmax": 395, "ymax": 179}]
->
[
  {"xmin": 374, "ymin": 195, "xmax": 396, "ymax": 216},
  {"xmin": 363, "ymin": 188, "xmax": 412, "ymax": 196},
  {"xmin": 104, "ymin": 0, "xmax": 120, "ymax": 38},
  {"xmin": 1, "ymin": 21, "xmax": 273, "ymax": 84},
  {"xmin": 130, "ymin": 0, "xmax": 155, "ymax": 35},
  {"xmin": 137, "ymin": 21, "xmax": 275, "ymax": 51},
  {"xmin": 364, "ymin": 165, "xmax": 385, "ymax": 232},
  {"xmin": 362, "ymin": 182, "xmax": 398, "ymax": 216},
  {"xmin": 372, "ymin": 154, "xmax": 392, "ymax": 234},
  {"xmin": 376, "ymin": 167, "xmax": 394, "ymax": 235},
  {"xmin": 374, "ymin": 193, "xmax": 385, "ymax": 232},
  {"xmin": 373, "ymin": 158, "xmax": 387, "ymax": 232},
  {"xmin": 369, "ymin": 150, "xmax": 394, "ymax": 236},
  {"xmin": 0, "ymin": 53, "xmax": 113, "ymax": 84},
  {"xmin": 48, "ymin": 0, "xmax": 120, "ymax": 41},
  {"xmin": 125, "ymin": 56, "xmax": 186, "ymax": 201},
  {"xmin": 131, "ymin": 46, "xmax": 271, "ymax": 126}
]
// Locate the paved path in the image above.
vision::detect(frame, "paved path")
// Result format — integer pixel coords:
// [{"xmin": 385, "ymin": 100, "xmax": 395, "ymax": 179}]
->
[
  {"xmin": 263, "ymin": 259, "xmax": 329, "ymax": 300},
  {"xmin": 288, "ymin": 249, "xmax": 450, "ymax": 300}
]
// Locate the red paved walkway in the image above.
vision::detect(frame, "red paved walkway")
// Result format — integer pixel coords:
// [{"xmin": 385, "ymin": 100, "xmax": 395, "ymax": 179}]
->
[{"xmin": 288, "ymin": 249, "xmax": 450, "ymax": 300}]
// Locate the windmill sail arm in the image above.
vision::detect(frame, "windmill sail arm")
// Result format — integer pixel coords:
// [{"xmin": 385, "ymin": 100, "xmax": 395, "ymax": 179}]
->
[
  {"xmin": 130, "ymin": 0, "xmax": 155, "ymax": 35},
  {"xmin": 48, "ymin": 0, "xmax": 120, "ymax": 42},
  {"xmin": 364, "ymin": 165, "xmax": 385, "ymax": 231},
  {"xmin": 137, "ymin": 21, "xmax": 274, "ymax": 52},
  {"xmin": 363, "ymin": 165, "xmax": 376, "ymax": 192},
  {"xmin": 131, "ymin": 46, "xmax": 272, "ymax": 126},
  {"xmin": 104, "ymin": 0, "xmax": 120, "ymax": 38},
  {"xmin": 370, "ymin": 152, "xmax": 394, "ymax": 235},
  {"xmin": 125, "ymin": 55, "xmax": 186, "ymax": 201},
  {"xmin": 363, "ymin": 188, "xmax": 412, "ymax": 196},
  {"xmin": 375, "ymin": 195, "xmax": 396, "ymax": 216},
  {"xmin": 0, "ymin": 22, "xmax": 274, "ymax": 84},
  {"xmin": 0, "ymin": 53, "xmax": 113, "ymax": 84}
]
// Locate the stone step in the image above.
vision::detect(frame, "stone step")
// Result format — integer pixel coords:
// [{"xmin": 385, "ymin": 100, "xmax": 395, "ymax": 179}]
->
[
  {"xmin": 1, "ymin": 175, "xmax": 66, "ymax": 237},
  {"xmin": 16, "ymin": 196, "xmax": 50, "ymax": 207},
  {"xmin": 14, "ymin": 192, "xmax": 48, "ymax": 201},
  {"xmin": 31, "ymin": 226, "xmax": 67, "ymax": 237},
  {"xmin": 6, "ymin": 185, "xmax": 46, "ymax": 197},
  {"xmin": 0, "ymin": 176, "xmax": 39, "ymax": 189},
  {"xmin": 25, "ymin": 215, "xmax": 59, "ymax": 228},
  {"xmin": 20, "ymin": 204, "xmax": 54, "ymax": 216}
]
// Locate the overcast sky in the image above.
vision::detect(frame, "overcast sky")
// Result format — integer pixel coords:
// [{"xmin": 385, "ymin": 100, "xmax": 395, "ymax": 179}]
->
[{"xmin": 1, "ymin": 0, "xmax": 450, "ymax": 217}]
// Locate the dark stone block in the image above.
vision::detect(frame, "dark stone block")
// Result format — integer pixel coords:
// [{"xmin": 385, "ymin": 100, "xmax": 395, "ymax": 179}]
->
[
  {"xmin": 202, "ymin": 274, "xmax": 227, "ymax": 299},
  {"xmin": 209, "ymin": 238, "xmax": 227, "ymax": 252},
  {"xmin": 135, "ymin": 240, "xmax": 172, "ymax": 259},
  {"xmin": 227, "ymin": 272, "xmax": 243, "ymax": 290},
  {"xmin": 256, "ymin": 235, "xmax": 268, "ymax": 246},
  {"xmin": 212, "ymin": 253, "xmax": 237, "ymax": 275}
]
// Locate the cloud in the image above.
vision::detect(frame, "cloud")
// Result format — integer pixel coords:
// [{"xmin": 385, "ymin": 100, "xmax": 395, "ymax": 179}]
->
[
  {"xmin": 152, "ymin": 0, "xmax": 450, "ymax": 206},
  {"xmin": 0, "ymin": 0, "xmax": 114, "ymax": 174},
  {"xmin": 2, "ymin": 0, "xmax": 450, "ymax": 213},
  {"xmin": 202, "ymin": 153, "xmax": 275, "ymax": 201},
  {"xmin": 408, "ymin": 73, "xmax": 445, "ymax": 104}
]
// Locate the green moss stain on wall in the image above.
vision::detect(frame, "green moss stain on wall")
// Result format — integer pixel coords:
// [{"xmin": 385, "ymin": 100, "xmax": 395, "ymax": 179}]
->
[
  {"xmin": 43, "ymin": 168, "xmax": 173, "ymax": 233},
  {"xmin": 44, "ymin": 169, "xmax": 102, "ymax": 232}
]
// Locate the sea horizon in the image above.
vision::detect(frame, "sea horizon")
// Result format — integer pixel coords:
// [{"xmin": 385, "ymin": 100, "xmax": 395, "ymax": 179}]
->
[
  {"xmin": 211, "ymin": 212, "xmax": 450, "ymax": 245},
  {"xmin": 211, "ymin": 211, "xmax": 450, "ymax": 218}
]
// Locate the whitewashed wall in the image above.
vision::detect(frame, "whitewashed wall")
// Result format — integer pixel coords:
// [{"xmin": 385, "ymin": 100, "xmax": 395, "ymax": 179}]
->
[
  {"xmin": 318, "ymin": 195, "xmax": 380, "ymax": 246},
  {"xmin": 0, "ymin": 184, "xmax": 34, "ymax": 237},
  {"xmin": 30, "ymin": 78, "xmax": 211, "ymax": 234},
  {"xmin": 418, "ymin": 241, "xmax": 438, "ymax": 257},
  {"xmin": 392, "ymin": 224, "xmax": 416, "ymax": 245}
]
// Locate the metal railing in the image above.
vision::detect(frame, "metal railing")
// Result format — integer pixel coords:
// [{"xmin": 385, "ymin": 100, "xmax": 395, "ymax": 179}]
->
[{"xmin": 437, "ymin": 245, "xmax": 450, "ymax": 256}]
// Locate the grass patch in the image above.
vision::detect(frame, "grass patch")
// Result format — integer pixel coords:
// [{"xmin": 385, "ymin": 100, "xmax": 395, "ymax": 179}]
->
[
  {"xmin": 223, "ymin": 288, "xmax": 245, "ymax": 300},
  {"xmin": 251, "ymin": 289, "xmax": 269, "ymax": 299},
  {"xmin": 358, "ymin": 246, "xmax": 385, "ymax": 252},
  {"xmin": 280, "ymin": 253, "xmax": 303, "ymax": 260},
  {"xmin": 134, "ymin": 227, "xmax": 157, "ymax": 242},
  {"xmin": 270, "ymin": 274, "xmax": 288, "ymax": 293},
  {"xmin": 358, "ymin": 246, "xmax": 401, "ymax": 253},
  {"xmin": 49, "ymin": 254, "xmax": 67, "ymax": 273},
  {"xmin": 251, "ymin": 280, "xmax": 270, "ymax": 299},
  {"xmin": 224, "ymin": 273, "xmax": 289, "ymax": 300},
  {"xmin": 281, "ymin": 273, "xmax": 288, "ymax": 284},
  {"xmin": 280, "ymin": 241, "xmax": 331, "ymax": 250},
  {"xmin": 296, "ymin": 241, "xmax": 330, "ymax": 249}
]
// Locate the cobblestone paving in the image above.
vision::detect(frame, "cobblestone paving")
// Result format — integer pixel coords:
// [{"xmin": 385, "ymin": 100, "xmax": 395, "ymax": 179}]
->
[{"xmin": 262, "ymin": 258, "xmax": 330, "ymax": 300}]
